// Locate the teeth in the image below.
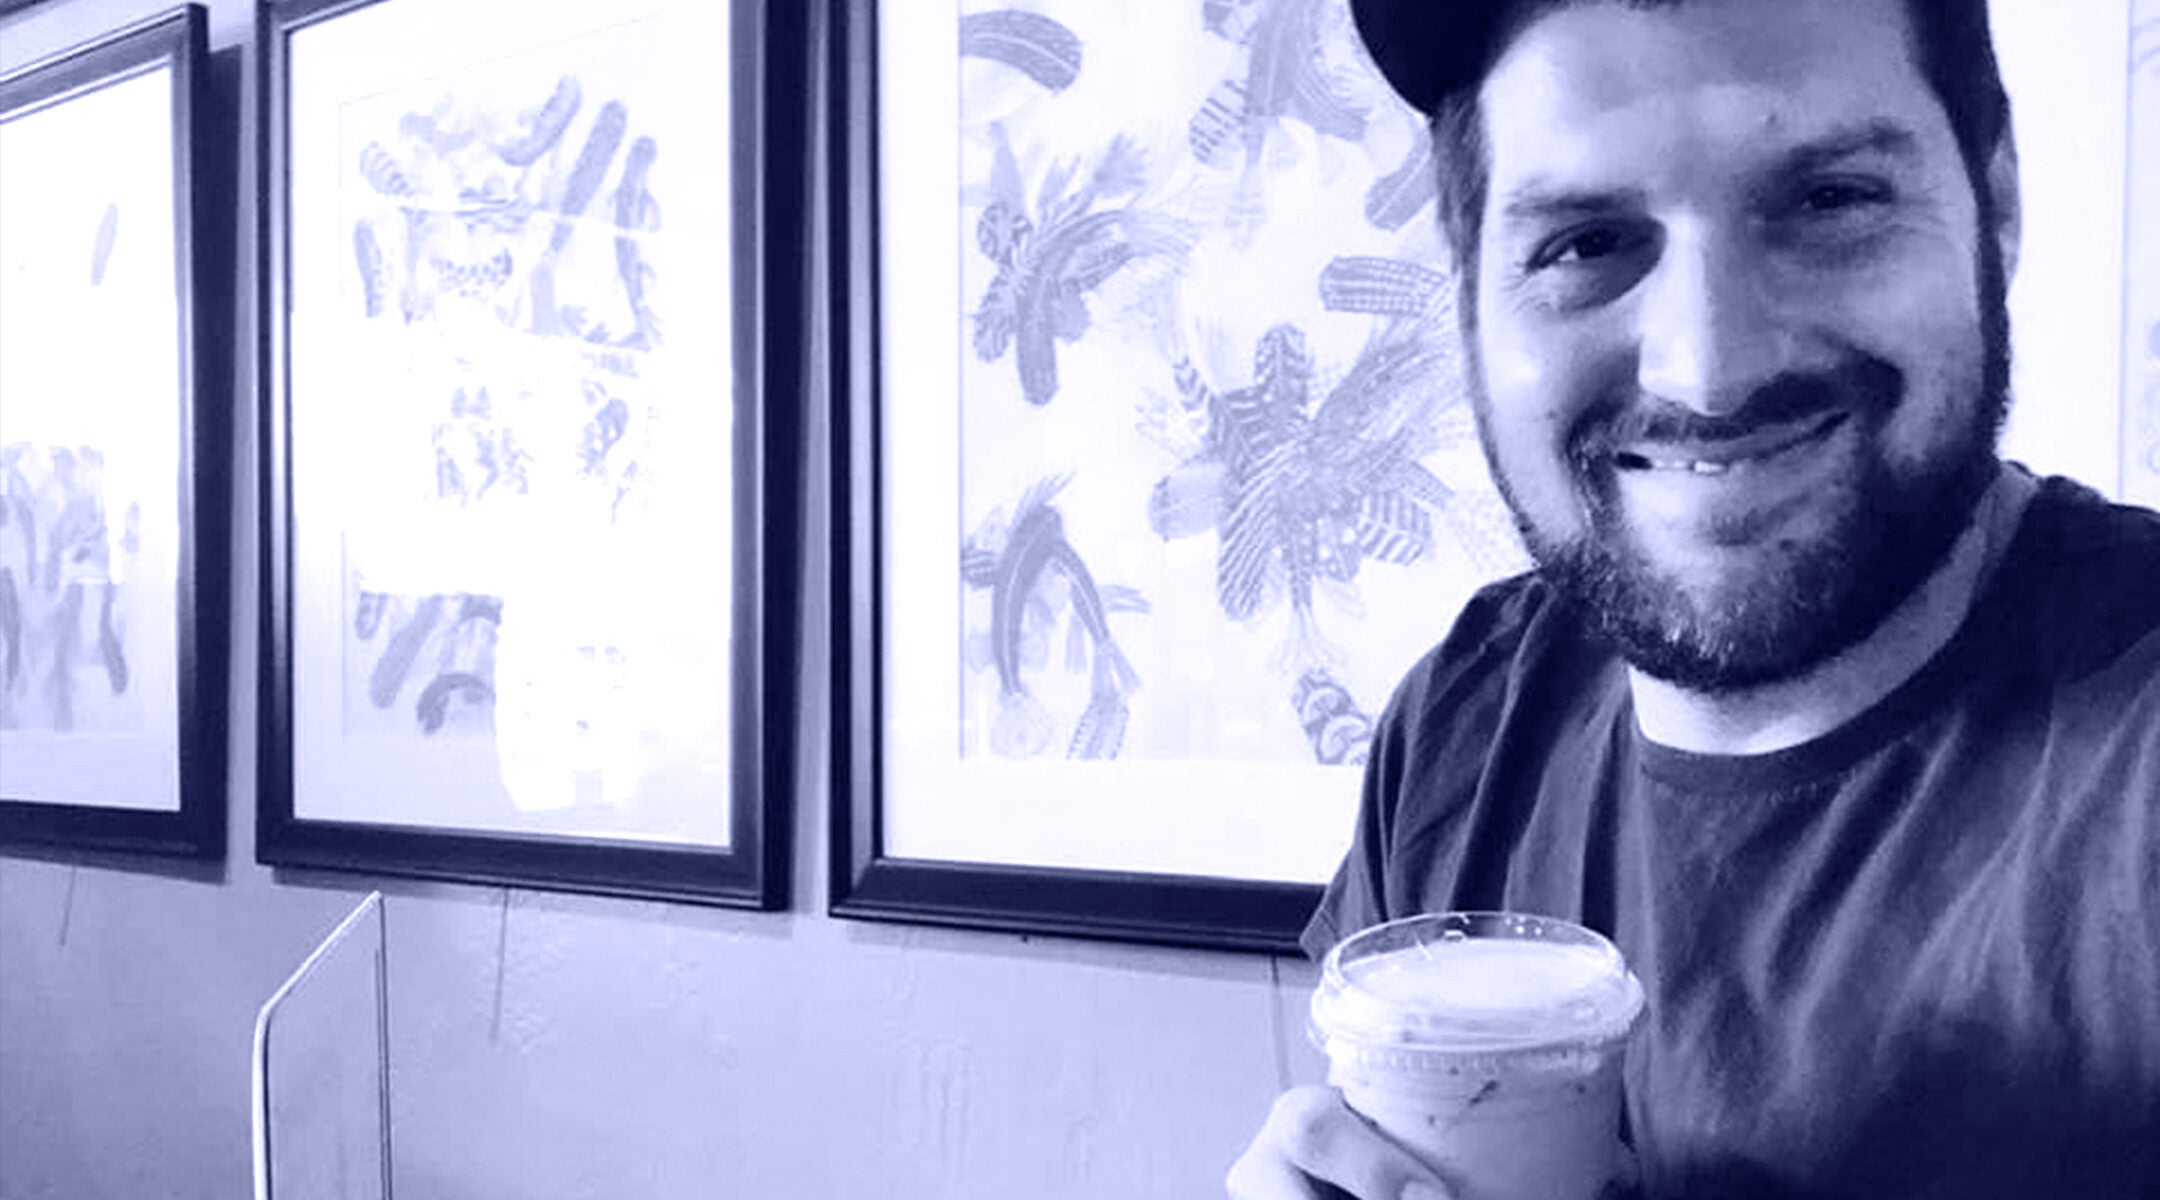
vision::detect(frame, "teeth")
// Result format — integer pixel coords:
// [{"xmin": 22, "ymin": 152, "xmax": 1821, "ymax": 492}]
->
[
  {"xmin": 1640, "ymin": 457, "xmax": 1731, "ymax": 474},
  {"xmin": 1621, "ymin": 412, "xmax": 1848, "ymax": 477}
]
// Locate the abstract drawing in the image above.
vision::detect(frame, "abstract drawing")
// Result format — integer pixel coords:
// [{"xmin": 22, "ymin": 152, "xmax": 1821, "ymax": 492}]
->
[
  {"xmin": 962, "ymin": 476, "xmax": 1149, "ymax": 760},
  {"xmin": 970, "ymin": 127, "xmax": 1190, "ymax": 407},
  {"xmin": 265, "ymin": 0, "xmax": 782, "ymax": 906},
  {"xmin": 343, "ymin": 585, "xmax": 500, "ymax": 738},
  {"xmin": 1, "ymin": 7, "xmax": 209, "ymax": 850},
  {"xmin": 0, "ymin": 443, "xmax": 139, "ymax": 733},
  {"xmin": 1, "ymin": 71, "xmax": 174, "ymax": 747},
  {"xmin": 1147, "ymin": 320, "xmax": 1466, "ymax": 665},
  {"xmin": 335, "ymin": 47, "xmax": 672, "ymax": 747},
  {"xmin": 954, "ymin": 0, "xmax": 1523, "ymax": 769}
]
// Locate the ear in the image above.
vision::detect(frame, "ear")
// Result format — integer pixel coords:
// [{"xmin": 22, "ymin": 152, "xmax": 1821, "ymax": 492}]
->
[{"xmin": 1984, "ymin": 128, "xmax": 2021, "ymax": 285}]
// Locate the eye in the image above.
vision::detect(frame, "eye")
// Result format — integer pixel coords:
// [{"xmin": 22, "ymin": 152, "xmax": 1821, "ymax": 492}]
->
[
  {"xmin": 1527, "ymin": 221, "xmax": 1653, "ymax": 271},
  {"xmin": 1799, "ymin": 178, "xmax": 1891, "ymax": 212},
  {"xmin": 1516, "ymin": 219, "xmax": 1659, "ymax": 311},
  {"xmin": 1767, "ymin": 176, "xmax": 1899, "ymax": 259}
]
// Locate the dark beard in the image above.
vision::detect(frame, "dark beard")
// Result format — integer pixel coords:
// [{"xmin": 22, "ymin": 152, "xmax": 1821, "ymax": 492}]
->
[
  {"xmin": 1483, "ymin": 237, "xmax": 2013, "ymax": 694},
  {"xmin": 1531, "ymin": 391, "xmax": 2001, "ymax": 692}
]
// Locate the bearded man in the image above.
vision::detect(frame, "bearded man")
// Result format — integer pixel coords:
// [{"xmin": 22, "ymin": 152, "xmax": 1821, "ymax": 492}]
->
[{"xmin": 1227, "ymin": 1, "xmax": 2160, "ymax": 1196}]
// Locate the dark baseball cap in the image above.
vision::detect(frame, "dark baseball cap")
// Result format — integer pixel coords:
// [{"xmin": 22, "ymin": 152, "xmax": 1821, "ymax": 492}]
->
[
  {"xmin": 1346, "ymin": 0, "xmax": 1526, "ymax": 116},
  {"xmin": 1350, "ymin": 0, "xmax": 2001, "ymax": 116}
]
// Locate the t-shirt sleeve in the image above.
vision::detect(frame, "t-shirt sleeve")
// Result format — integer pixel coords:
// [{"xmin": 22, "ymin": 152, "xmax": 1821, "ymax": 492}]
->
[
  {"xmin": 1297, "ymin": 576, "xmax": 1544, "ymax": 961},
  {"xmin": 1299, "ymin": 730, "xmax": 1397, "ymax": 960}
]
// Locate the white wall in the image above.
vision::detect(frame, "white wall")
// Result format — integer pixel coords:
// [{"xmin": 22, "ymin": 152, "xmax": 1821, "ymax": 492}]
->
[
  {"xmin": 2122, "ymin": 0, "xmax": 2160, "ymax": 507},
  {"xmin": 1993, "ymin": 0, "xmax": 2134, "ymax": 495},
  {"xmin": 0, "ymin": 2, "xmax": 2139, "ymax": 1198}
]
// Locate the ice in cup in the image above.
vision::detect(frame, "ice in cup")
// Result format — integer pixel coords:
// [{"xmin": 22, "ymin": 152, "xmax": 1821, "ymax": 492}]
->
[{"xmin": 1309, "ymin": 912, "xmax": 1646, "ymax": 1200}]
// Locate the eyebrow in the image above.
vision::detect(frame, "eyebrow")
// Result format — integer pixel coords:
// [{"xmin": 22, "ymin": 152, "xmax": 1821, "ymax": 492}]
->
[
  {"xmin": 1495, "ymin": 118, "xmax": 1926, "ymax": 224},
  {"xmin": 1779, "ymin": 119, "xmax": 1923, "ymax": 178}
]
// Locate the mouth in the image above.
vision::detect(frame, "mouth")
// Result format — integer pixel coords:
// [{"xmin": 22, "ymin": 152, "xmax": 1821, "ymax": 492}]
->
[{"xmin": 1610, "ymin": 411, "xmax": 1852, "ymax": 476}]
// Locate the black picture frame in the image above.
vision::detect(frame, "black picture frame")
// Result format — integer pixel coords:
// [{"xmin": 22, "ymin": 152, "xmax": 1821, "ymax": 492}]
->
[
  {"xmin": 0, "ymin": 3, "xmax": 229, "ymax": 861},
  {"xmin": 825, "ymin": 0, "xmax": 1328, "ymax": 955},
  {"xmin": 257, "ymin": 0, "xmax": 804, "ymax": 907}
]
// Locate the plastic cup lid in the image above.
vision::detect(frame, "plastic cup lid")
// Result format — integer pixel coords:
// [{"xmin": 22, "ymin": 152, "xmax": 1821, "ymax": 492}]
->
[{"xmin": 1310, "ymin": 911, "xmax": 1645, "ymax": 1068}]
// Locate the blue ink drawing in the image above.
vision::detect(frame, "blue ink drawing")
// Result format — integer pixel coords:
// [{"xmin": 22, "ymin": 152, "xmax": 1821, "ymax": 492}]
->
[
  {"xmin": 0, "ymin": 444, "xmax": 135, "ymax": 733},
  {"xmin": 960, "ymin": 9, "xmax": 1083, "ymax": 92},
  {"xmin": 339, "ymin": 59, "xmax": 675, "ymax": 738},
  {"xmin": 962, "ymin": 477, "xmax": 1151, "ymax": 759},
  {"xmin": 1293, "ymin": 667, "xmax": 1373, "ymax": 765},
  {"xmin": 348, "ymin": 74, "xmax": 663, "ymax": 355},
  {"xmin": 89, "ymin": 202, "xmax": 120, "ymax": 286},
  {"xmin": 1146, "ymin": 320, "xmax": 1476, "ymax": 666},
  {"xmin": 971, "ymin": 125, "xmax": 1188, "ymax": 407},
  {"xmin": 1189, "ymin": 0, "xmax": 1375, "ymax": 237},
  {"xmin": 349, "ymin": 588, "xmax": 502, "ymax": 737},
  {"xmin": 1191, "ymin": 0, "xmax": 1367, "ymax": 166}
]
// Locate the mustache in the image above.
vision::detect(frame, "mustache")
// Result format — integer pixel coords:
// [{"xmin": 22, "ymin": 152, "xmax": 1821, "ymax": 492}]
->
[{"xmin": 1572, "ymin": 357, "xmax": 1904, "ymax": 458}]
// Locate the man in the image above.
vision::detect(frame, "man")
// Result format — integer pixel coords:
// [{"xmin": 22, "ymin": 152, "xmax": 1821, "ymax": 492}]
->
[{"xmin": 1227, "ymin": 0, "xmax": 2160, "ymax": 1197}]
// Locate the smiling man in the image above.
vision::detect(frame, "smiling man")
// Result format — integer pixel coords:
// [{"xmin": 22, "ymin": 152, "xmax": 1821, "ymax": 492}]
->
[{"xmin": 1226, "ymin": 1, "xmax": 2160, "ymax": 1198}]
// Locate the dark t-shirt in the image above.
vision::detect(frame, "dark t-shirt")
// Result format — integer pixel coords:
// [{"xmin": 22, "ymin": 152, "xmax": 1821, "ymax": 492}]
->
[{"xmin": 1305, "ymin": 475, "xmax": 2160, "ymax": 1199}]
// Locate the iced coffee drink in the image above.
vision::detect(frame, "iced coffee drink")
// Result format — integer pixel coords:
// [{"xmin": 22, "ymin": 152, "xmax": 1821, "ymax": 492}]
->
[{"xmin": 1309, "ymin": 912, "xmax": 1645, "ymax": 1200}]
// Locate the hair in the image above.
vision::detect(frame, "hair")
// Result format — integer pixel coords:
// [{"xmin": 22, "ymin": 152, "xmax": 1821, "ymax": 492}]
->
[{"xmin": 1428, "ymin": 0, "xmax": 2011, "ymax": 293}]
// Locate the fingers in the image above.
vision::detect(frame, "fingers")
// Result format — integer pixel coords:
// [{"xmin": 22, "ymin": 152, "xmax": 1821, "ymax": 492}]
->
[{"xmin": 1226, "ymin": 1085, "xmax": 1455, "ymax": 1200}]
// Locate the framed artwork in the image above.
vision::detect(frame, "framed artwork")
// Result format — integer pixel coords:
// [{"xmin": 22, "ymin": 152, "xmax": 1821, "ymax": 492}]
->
[
  {"xmin": 258, "ymin": 0, "xmax": 803, "ymax": 906},
  {"xmin": 0, "ymin": 4, "xmax": 228, "ymax": 860},
  {"xmin": 830, "ymin": 0, "xmax": 1526, "ymax": 952}
]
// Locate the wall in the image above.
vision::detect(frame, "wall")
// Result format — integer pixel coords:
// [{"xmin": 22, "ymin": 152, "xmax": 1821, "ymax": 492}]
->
[
  {"xmin": 0, "ymin": 2, "xmax": 2137, "ymax": 1199},
  {"xmin": 2123, "ymin": 0, "xmax": 2160, "ymax": 508},
  {"xmin": 1993, "ymin": 0, "xmax": 2134, "ymax": 492},
  {"xmin": 0, "ymin": 2, "xmax": 1317, "ymax": 1196}
]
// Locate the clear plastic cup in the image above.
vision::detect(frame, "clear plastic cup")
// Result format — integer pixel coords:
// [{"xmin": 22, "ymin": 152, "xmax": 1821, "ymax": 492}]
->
[{"xmin": 1309, "ymin": 912, "xmax": 1646, "ymax": 1200}]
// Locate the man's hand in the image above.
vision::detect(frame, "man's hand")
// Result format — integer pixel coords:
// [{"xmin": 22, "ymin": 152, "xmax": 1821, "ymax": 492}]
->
[{"xmin": 1224, "ymin": 1085, "xmax": 1454, "ymax": 1200}]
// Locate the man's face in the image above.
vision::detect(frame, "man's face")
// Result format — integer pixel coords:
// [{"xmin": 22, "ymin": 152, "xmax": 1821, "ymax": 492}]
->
[{"xmin": 1466, "ymin": 0, "xmax": 2012, "ymax": 691}]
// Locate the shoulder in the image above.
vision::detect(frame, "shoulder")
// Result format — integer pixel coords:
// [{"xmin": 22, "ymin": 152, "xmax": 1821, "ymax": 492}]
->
[
  {"xmin": 1379, "ymin": 571, "xmax": 1574, "ymax": 735},
  {"xmin": 1366, "ymin": 570, "xmax": 1603, "ymax": 814},
  {"xmin": 1999, "ymin": 477, "xmax": 2160, "ymax": 675},
  {"xmin": 1978, "ymin": 478, "xmax": 2160, "ymax": 795},
  {"xmin": 2006, "ymin": 480, "xmax": 2160, "ymax": 935},
  {"xmin": 2016, "ymin": 475, "xmax": 2160, "ymax": 580},
  {"xmin": 1303, "ymin": 572, "xmax": 1592, "ymax": 958}
]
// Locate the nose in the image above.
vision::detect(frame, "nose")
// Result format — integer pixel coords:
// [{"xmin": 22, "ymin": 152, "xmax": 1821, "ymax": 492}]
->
[{"xmin": 1633, "ymin": 228, "xmax": 1793, "ymax": 416}]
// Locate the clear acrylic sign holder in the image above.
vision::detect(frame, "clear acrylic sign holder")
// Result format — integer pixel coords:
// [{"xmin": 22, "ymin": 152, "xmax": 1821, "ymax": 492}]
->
[{"xmin": 251, "ymin": 890, "xmax": 393, "ymax": 1200}]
